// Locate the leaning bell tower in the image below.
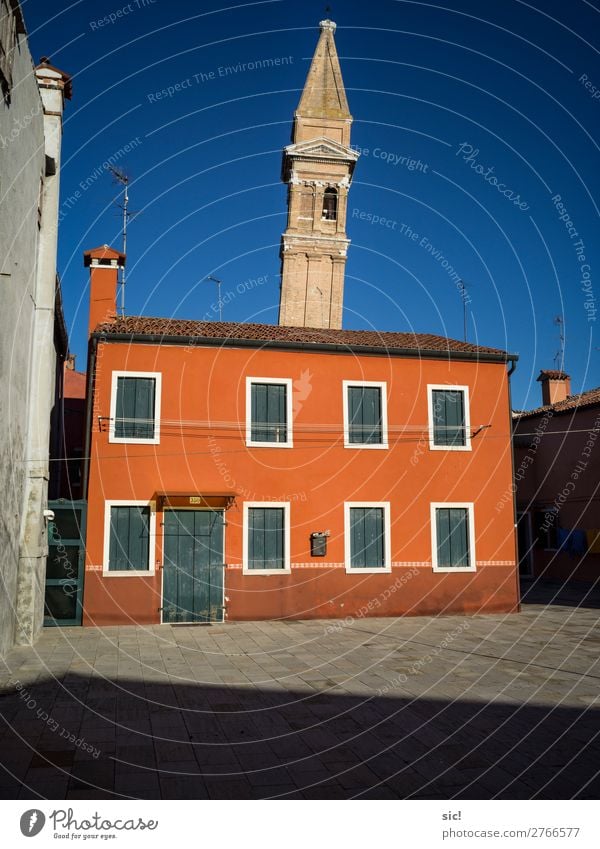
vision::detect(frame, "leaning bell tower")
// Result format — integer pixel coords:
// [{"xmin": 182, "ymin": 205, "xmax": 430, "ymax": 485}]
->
[{"xmin": 278, "ymin": 20, "xmax": 359, "ymax": 329}]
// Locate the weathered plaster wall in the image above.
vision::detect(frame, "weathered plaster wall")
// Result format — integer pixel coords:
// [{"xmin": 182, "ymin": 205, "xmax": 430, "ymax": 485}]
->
[{"xmin": 0, "ymin": 32, "xmax": 45, "ymax": 656}]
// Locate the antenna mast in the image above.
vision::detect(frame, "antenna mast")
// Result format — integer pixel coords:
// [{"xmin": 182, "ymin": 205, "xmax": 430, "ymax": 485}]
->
[
  {"xmin": 553, "ymin": 315, "xmax": 565, "ymax": 369},
  {"xmin": 108, "ymin": 165, "xmax": 131, "ymax": 316},
  {"xmin": 458, "ymin": 279, "xmax": 470, "ymax": 342},
  {"xmin": 206, "ymin": 276, "xmax": 223, "ymax": 322}
]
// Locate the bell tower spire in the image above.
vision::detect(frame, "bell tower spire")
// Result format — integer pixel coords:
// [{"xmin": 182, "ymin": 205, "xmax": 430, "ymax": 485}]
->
[{"xmin": 278, "ymin": 19, "xmax": 359, "ymax": 330}]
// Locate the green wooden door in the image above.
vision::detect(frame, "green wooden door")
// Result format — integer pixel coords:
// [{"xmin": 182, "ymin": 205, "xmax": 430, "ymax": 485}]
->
[
  {"xmin": 44, "ymin": 500, "xmax": 86, "ymax": 626},
  {"xmin": 162, "ymin": 510, "xmax": 224, "ymax": 623}
]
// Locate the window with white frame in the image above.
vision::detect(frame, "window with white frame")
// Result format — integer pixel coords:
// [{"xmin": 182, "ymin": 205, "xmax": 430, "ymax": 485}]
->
[
  {"xmin": 103, "ymin": 502, "xmax": 155, "ymax": 575},
  {"xmin": 344, "ymin": 503, "xmax": 391, "ymax": 573},
  {"xmin": 243, "ymin": 503, "xmax": 290, "ymax": 573},
  {"xmin": 428, "ymin": 385, "xmax": 471, "ymax": 450},
  {"xmin": 431, "ymin": 503, "xmax": 476, "ymax": 572},
  {"xmin": 246, "ymin": 378, "xmax": 293, "ymax": 447},
  {"xmin": 109, "ymin": 371, "xmax": 161, "ymax": 444},
  {"xmin": 343, "ymin": 381, "xmax": 388, "ymax": 448}
]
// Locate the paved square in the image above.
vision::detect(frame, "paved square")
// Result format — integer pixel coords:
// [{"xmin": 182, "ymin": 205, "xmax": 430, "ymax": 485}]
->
[{"xmin": 1, "ymin": 581, "xmax": 598, "ymax": 799}]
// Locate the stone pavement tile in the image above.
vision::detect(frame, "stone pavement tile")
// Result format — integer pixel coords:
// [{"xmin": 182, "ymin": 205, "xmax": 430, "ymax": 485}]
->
[
  {"xmin": 452, "ymin": 765, "xmax": 535, "ymax": 799},
  {"xmin": 18, "ymin": 769, "xmax": 70, "ymax": 799},
  {"xmin": 0, "ymin": 783, "xmax": 22, "ymax": 799},
  {"xmin": 159, "ymin": 774, "xmax": 209, "ymax": 799},
  {"xmin": 29, "ymin": 747, "xmax": 75, "ymax": 769},
  {"xmin": 154, "ymin": 759, "xmax": 203, "ymax": 777},
  {"xmin": 235, "ymin": 745, "xmax": 283, "ymax": 770},
  {"xmin": 326, "ymin": 762, "xmax": 381, "ymax": 790},
  {"xmin": 205, "ymin": 778, "xmax": 254, "ymax": 799},
  {"xmin": 0, "ymin": 748, "xmax": 35, "ymax": 781},
  {"xmin": 351, "ymin": 781, "xmax": 401, "ymax": 799},
  {"xmin": 238, "ymin": 765, "xmax": 293, "ymax": 787},
  {"xmin": 115, "ymin": 721, "xmax": 152, "ymax": 739},
  {"xmin": 257, "ymin": 785, "xmax": 304, "ymax": 799},
  {"xmin": 380, "ymin": 767, "xmax": 433, "ymax": 798},
  {"xmin": 114, "ymin": 773, "xmax": 161, "ymax": 799},
  {"xmin": 271, "ymin": 740, "xmax": 315, "ymax": 762},
  {"xmin": 69, "ymin": 758, "xmax": 115, "ymax": 789},
  {"xmin": 287, "ymin": 766, "xmax": 338, "ymax": 788},
  {"xmin": 300, "ymin": 782, "xmax": 350, "ymax": 799},
  {"xmin": 154, "ymin": 739, "xmax": 197, "ymax": 762},
  {"xmin": 193, "ymin": 747, "xmax": 242, "ymax": 769},
  {"xmin": 113, "ymin": 744, "xmax": 157, "ymax": 771}
]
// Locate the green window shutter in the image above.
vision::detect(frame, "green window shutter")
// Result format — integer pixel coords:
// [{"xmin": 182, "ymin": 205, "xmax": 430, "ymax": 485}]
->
[
  {"xmin": 251, "ymin": 383, "xmax": 287, "ymax": 442},
  {"xmin": 115, "ymin": 377, "xmax": 156, "ymax": 439},
  {"xmin": 436, "ymin": 508, "xmax": 470, "ymax": 568},
  {"xmin": 248, "ymin": 507, "xmax": 285, "ymax": 569},
  {"xmin": 350, "ymin": 507, "xmax": 366, "ymax": 567},
  {"xmin": 350, "ymin": 507, "xmax": 385, "ymax": 568},
  {"xmin": 432, "ymin": 390, "xmax": 465, "ymax": 446},
  {"xmin": 348, "ymin": 386, "xmax": 382, "ymax": 444},
  {"xmin": 348, "ymin": 387, "xmax": 361, "ymax": 443},
  {"xmin": 109, "ymin": 506, "xmax": 150, "ymax": 571}
]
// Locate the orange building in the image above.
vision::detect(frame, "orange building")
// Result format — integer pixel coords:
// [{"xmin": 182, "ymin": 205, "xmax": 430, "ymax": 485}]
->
[
  {"xmin": 80, "ymin": 246, "xmax": 519, "ymax": 625},
  {"xmin": 80, "ymin": 19, "xmax": 520, "ymax": 626}
]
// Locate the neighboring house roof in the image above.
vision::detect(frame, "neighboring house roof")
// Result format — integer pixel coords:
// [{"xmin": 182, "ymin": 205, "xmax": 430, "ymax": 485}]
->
[
  {"xmin": 93, "ymin": 316, "xmax": 515, "ymax": 360},
  {"xmin": 514, "ymin": 386, "xmax": 600, "ymax": 420}
]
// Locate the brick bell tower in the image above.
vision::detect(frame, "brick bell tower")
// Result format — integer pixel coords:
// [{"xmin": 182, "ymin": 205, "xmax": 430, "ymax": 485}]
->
[{"xmin": 278, "ymin": 19, "xmax": 359, "ymax": 329}]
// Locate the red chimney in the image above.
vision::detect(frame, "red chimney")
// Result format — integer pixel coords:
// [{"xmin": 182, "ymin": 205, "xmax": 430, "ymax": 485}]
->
[
  {"xmin": 537, "ymin": 370, "xmax": 571, "ymax": 406},
  {"xmin": 84, "ymin": 245, "xmax": 126, "ymax": 336}
]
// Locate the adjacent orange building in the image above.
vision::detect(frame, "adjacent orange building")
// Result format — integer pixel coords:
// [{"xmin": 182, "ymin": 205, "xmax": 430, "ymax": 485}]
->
[
  {"xmin": 514, "ymin": 371, "xmax": 600, "ymax": 583},
  {"xmin": 80, "ymin": 19, "xmax": 520, "ymax": 626}
]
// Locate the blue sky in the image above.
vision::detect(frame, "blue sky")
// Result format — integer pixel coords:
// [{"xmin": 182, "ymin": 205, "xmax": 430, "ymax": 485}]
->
[{"xmin": 24, "ymin": 0, "xmax": 599, "ymax": 408}]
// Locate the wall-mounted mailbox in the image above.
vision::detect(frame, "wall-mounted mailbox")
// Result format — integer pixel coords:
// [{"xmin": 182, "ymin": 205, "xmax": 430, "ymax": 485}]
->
[{"xmin": 310, "ymin": 531, "xmax": 329, "ymax": 557}]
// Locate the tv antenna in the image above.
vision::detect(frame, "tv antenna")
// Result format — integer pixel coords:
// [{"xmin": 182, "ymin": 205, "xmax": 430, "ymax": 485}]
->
[
  {"xmin": 457, "ymin": 279, "xmax": 471, "ymax": 342},
  {"xmin": 206, "ymin": 275, "xmax": 223, "ymax": 322},
  {"xmin": 553, "ymin": 315, "xmax": 565, "ymax": 370},
  {"xmin": 108, "ymin": 165, "xmax": 139, "ymax": 316}
]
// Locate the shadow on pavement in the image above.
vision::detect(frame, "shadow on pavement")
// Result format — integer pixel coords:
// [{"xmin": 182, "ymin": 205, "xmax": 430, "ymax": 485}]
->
[
  {"xmin": 520, "ymin": 578, "xmax": 600, "ymax": 610},
  {"xmin": 1, "ymin": 672, "xmax": 598, "ymax": 800}
]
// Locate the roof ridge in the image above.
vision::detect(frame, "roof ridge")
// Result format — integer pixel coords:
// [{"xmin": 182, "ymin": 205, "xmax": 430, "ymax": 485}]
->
[{"xmin": 92, "ymin": 316, "xmax": 512, "ymax": 358}]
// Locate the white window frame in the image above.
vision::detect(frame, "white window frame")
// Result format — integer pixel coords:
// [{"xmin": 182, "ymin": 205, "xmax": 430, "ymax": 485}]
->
[
  {"xmin": 102, "ymin": 499, "xmax": 157, "ymax": 577},
  {"xmin": 246, "ymin": 377, "xmax": 293, "ymax": 448},
  {"xmin": 342, "ymin": 380, "xmax": 389, "ymax": 449},
  {"xmin": 430, "ymin": 502, "xmax": 476, "ymax": 573},
  {"xmin": 427, "ymin": 384, "xmax": 471, "ymax": 452},
  {"xmin": 243, "ymin": 501, "xmax": 291, "ymax": 575},
  {"xmin": 344, "ymin": 501, "xmax": 392, "ymax": 574},
  {"xmin": 109, "ymin": 370, "xmax": 162, "ymax": 444}
]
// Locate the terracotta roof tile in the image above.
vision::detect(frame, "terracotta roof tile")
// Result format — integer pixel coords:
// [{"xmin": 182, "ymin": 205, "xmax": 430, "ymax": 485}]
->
[
  {"xmin": 514, "ymin": 386, "xmax": 600, "ymax": 419},
  {"xmin": 537, "ymin": 369, "xmax": 570, "ymax": 381},
  {"xmin": 93, "ymin": 317, "xmax": 513, "ymax": 358}
]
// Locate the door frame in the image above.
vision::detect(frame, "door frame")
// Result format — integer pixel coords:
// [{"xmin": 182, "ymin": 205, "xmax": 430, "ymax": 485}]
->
[
  {"xmin": 160, "ymin": 506, "xmax": 225, "ymax": 624},
  {"xmin": 517, "ymin": 510, "xmax": 534, "ymax": 578},
  {"xmin": 44, "ymin": 499, "xmax": 87, "ymax": 627}
]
